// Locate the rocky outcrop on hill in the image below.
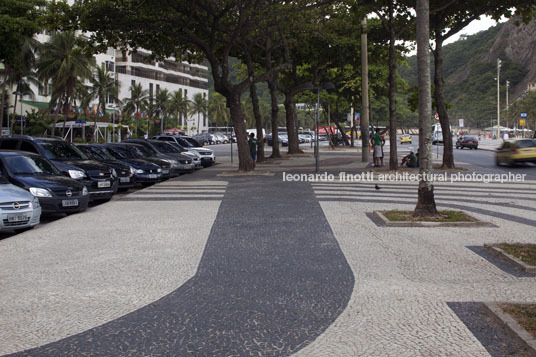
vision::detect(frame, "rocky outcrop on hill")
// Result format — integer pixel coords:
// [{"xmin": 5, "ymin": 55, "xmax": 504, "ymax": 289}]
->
[{"xmin": 487, "ymin": 18, "xmax": 536, "ymax": 99}]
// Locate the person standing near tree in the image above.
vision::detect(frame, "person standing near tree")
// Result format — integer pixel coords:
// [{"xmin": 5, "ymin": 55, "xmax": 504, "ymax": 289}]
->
[
  {"xmin": 248, "ymin": 132, "xmax": 258, "ymax": 168},
  {"xmin": 370, "ymin": 128, "xmax": 384, "ymax": 167}
]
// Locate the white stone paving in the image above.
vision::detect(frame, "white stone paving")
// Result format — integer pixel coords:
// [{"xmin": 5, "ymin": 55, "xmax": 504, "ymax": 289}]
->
[
  {"xmin": 0, "ymin": 180, "xmax": 226, "ymax": 355},
  {"xmin": 296, "ymin": 179, "xmax": 536, "ymax": 356}
]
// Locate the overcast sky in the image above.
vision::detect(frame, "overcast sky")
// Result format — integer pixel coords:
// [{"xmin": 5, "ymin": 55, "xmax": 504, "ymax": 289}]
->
[{"xmin": 444, "ymin": 15, "xmax": 507, "ymax": 45}]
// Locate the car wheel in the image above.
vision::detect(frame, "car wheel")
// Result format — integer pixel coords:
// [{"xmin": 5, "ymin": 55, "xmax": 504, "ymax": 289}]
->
[
  {"xmin": 456, "ymin": 146, "xmax": 459, "ymax": 149},
  {"xmin": 14, "ymin": 227, "xmax": 34, "ymax": 234}
]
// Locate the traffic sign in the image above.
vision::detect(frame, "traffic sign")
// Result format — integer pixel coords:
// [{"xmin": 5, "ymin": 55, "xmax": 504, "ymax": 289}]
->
[{"xmin": 521, "ymin": 112, "xmax": 528, "ymax": 118}]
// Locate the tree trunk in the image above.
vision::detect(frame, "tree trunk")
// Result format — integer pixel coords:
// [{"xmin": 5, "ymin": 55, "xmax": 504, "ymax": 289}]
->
[
  {"xmin": 433, "ymin": 30, "xmax": 455, "ymax": 169},
  {"xmin": 0, "ymin": 83, "xmax": 6, "ymax": 129},
  {"xmin": 284, "ymin": 92, "xmax": 302, "ymax": 154},
  {"xmin": 228, "ymin": 93, "xmax": 254, "ymax": 171},
  {"xmin": 334, "ymin": 120, "xmax": 349, "ymax": 146},
  {"xmin": 11, "ymin": 90, "xmax": 19, "ymax": 134},
  {"xmin": 267, "ymin": 80, "xmax": 281, "ymax": 158},
  {"xmin": 414, "ymin": 0, "xmax": 439, "ymax": 218},
  {"xmin": 388, "ymin": 1, "xmax": 398, "ymax": 171},
  {"xmin": 250, "ymin": 82, "xmax": 265, "ymax": 162}
]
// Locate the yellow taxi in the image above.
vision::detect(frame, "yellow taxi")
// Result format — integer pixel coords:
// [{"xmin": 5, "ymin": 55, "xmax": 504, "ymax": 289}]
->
[
  {"xmin": 496, "ymin": 139, "xmax": 536, "ymax": 166},
  {"xmin": 400, "ymin": 134, "xmax": 412, "ymax": 144}
]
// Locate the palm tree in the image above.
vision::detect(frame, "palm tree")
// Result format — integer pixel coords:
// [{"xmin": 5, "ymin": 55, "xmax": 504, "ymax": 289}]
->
[
  {"xmin": 1, "ymin": 37, "xmax": 39, "ymax": 133},
  {"xmin": 189, "ymin": 93, "xmax": 208, "ymax": 134},
  {"xmin": 122, "ymin": 83, "xmax": 148, "ymax": 137},
  {"xmin": 36, "ymin": 31, "xmax": 95, "ymax": 136},
  {"xmin": 89, "ymin": 65, "xmax": 119, "ymax": 117},
  {"xmin": 208, "ymin": 92, "xmax": 230, "ymax": 127},
  {"xmin": 86, "ymin": 66, "xmax": 119, "ymax": 140},
  {"xmin": 169, "ymin": 89, "xmax": 189, "ymax": 129},
  {"xmin": 155, "ymin": 88, "xmax": 170, "ymax": 133}
]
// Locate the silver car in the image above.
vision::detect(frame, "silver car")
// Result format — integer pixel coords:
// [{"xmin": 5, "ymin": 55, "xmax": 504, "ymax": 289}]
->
[{"xmin": 0, "ymin": 171, "xmax": 41, "ymax": 232}]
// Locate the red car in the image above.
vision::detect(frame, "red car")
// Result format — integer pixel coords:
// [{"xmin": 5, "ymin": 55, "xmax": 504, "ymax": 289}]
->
[{"xmin": 456, "ymin": 135, "xmax": 478, "ymax": 150}]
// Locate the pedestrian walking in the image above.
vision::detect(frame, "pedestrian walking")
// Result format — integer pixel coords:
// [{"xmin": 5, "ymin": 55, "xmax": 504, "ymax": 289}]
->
[{"xmin": 248, "ymin": 132, "xmax": 258, "ymax": 168}]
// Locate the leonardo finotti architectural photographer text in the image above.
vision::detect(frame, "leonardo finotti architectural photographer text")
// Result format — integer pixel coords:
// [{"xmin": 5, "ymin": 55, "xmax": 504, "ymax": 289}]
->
[{"xmin": 282, "ymin": 172, "xmax": 527, "ymax": 184}]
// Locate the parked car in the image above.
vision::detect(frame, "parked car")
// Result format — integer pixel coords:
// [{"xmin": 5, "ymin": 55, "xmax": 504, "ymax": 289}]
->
[
  {"xmin": 192, "ymin": 133, "xmax": 212, "ymax": 145},
  {"xmin": 76, "ymin": 144, "xmax": 135, "ymax": 191},
  {"xmin": 0, "ymin": 170, "xmax": 41, "ymax": 231},
  {"xmin": 400, "ymin": 134, "xmax": 412, "ymax": 144},
  {"xmin": 98, "ymin": 144, "xmax": 163, "ymax": 185},
  {"xmin": 153, "ymin": 135, "xmax": 215, "ymax": 167},
  {"xmin": 122, "ymin": 139, "xmax": 195, "ymax": 174},
  {"xmin": 155, "ymin": 141, "xmax": 202, "ymax": 169},
  {"xmin": 0, "ymin": 151, "xmax": 89, "ymax": 214},
  {"xmin": 456, "ymin": 135, "xmax": 478, "ymax": 150},
  {"xmin": 0, "ymin": 136, "xmax": 116, "ymax": 202},
  {"xmin": 104, "ymin": 143, "xmax": 173, "ymax": 179},
  {"xmin": 496, "ymin": 139, "xmax": 536, "ymax": 166}
]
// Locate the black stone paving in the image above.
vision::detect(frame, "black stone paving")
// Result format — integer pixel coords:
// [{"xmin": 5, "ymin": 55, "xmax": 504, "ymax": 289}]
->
[
  {"xmin": 7, "ymin": 176, "xmax": 354, "ymax": 356},
  {"xmin": 448, "ymin": 302, "xmax": 534, "ymax": 357},
  {"xmin": 467, "ymin": 246, "xmax": 536, "ymax": 278}
]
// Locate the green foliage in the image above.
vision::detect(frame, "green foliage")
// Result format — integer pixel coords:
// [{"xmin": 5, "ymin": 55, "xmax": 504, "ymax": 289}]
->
[{"xmin": 0, "ymin": 0, "xmax": 43, "ymax": 63}]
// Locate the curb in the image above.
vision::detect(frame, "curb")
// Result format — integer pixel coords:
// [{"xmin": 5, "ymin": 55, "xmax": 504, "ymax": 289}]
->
[
  {"xmin": 371, "ymin": 211, "xmax": 497, "ymax": 228},
  {"xmin": 485, "ymin": 246, "xmax": 536, "ymax": 273},
  {"xmin": 482, "ymin": 302, "xmax": 536, "ymax": 356}
]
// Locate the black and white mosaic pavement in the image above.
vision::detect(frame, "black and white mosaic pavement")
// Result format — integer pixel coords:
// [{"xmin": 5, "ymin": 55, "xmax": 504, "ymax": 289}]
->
[{"xmin": 6, "ymin": 177, "xmax": 354, "ymax": 356}]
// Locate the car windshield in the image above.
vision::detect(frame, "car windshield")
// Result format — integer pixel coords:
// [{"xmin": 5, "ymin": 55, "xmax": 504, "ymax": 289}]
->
[
  {"xmin": 4, "ymin": 155, "xmax": 60, "ymax": 175},
  {"xmin": 184, "ymin": 137, "xmax": 202, "ymax": 147},
  {"xmin": 105, "ymin": 146, "xmax": 136, "ymax": 159},
  {"xmin": 80, "ymin": 146, "xmax": 116, "ymax": 161},
  {"xmin": 151, "ymin": 141, "xmax": 180, "ymax": 153},
  {"xmin": 124, "ymin": 144, "xmax": 152, "ymax": 158},
  {"xmin": 464, "ymin": 136, "xmax": 477, "ymax": 140},
  {"xmin": 167, "ymin": 142, "xmax": 186, "ymax": 152},
  {"xmin": 176, "ymin": 137, "xmax": 194, "ymax": 147},
  {"xmin": 516, "ymin": 140, "xmax": 536, "ymax": 148},
  {"xmin": 38, "ymin": 141, "xmax": 88, "ymax": 161}
]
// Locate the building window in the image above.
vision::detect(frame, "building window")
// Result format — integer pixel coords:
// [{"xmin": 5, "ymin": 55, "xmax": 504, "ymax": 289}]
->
[
  {"xmin": 156, "ymin": 84, "xmax": 160, "ymax": 95},
  {"xmin": 105, "ymin": 61, "xmax": 115, "ymax": 72},
  {"xmin": 131, "ymin": 80, "xmax": 136, "ymax": 87},
  {"xmin": 149, "ymin": 83, "xmax": 153, "ymax": 104}
]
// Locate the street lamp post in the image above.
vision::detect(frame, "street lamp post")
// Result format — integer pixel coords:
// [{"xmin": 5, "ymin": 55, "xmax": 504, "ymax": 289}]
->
[
  {"xmin": 497, "ymin": 58, "xmax": 501, "ymax": 139},
  {"xmin": 315, "ymin": 88, "xmax": 320, "ymax": 173},
  {"xmin": 506, "ymin": 79, "xmax": 510, "ymax": 132}
]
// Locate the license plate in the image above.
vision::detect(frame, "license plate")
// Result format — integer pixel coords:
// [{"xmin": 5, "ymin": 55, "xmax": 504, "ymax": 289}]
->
[
  {"xmin": 148, "ymin": 174, "xmax": 157, "ymax": 179},
  {"xmin": 98, "ymin": 181, "xmax": 111, "ymax": 188},
  {"xmin": 120, "ymin": 177, "xmax": 130, "ymax": 183},
  {"xmin": 7, "ymin": 213, "xmax": 28, "ymax": 222},
  {"xmin": 162, "ymin": 169, "xmax": 169, "ymax": 174},
  {"xmin": 62, "ymin": 199, "xmax": 79, "ymax": 207}
]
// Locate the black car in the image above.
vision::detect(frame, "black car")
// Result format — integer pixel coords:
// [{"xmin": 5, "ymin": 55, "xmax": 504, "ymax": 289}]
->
[
  {"xmin": 97, "ymin": 144, "xmax": 163, "ymax": 185},
  {"xmin": 122, "ymin": 139, "xmax": 195, "ymax": 173},
  {"xmin": 0, "ymin": 151, "xmax": 89, "ymax": 214},
  {"xmin": 0, "ymin": 136, "xmax": 116, "ymax": 202},
  {"xmin": 456, "ymin": 135, "xmax": 479, "ymax": 150},
  {"xmin": 76, "ymin": 144, "xmax": 135, "ymax": 191},
  {"xmin": 103, "ymin": 143, "xmax": 174, "ymax": 180}
]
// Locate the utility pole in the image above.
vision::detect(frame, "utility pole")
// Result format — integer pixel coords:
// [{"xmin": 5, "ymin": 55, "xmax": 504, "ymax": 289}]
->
[
  {"xmin": 361, "ymin": 17, "xmax": 370, "ymax": 162},
  {"xmin": 506, "ymin": 79, "xmax": 510, "ymax": 131},
  {"xmin": 496, "ymin": 58, "xmax": 501, "ymax": 139}
]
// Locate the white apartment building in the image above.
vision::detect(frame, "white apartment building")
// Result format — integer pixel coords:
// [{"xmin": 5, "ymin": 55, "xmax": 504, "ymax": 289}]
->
[{"xmin": 13, "ymin": 43, "xmax": 209, "ymax": 135}]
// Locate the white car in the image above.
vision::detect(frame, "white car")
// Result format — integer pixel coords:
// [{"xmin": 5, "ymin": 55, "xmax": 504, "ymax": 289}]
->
[
  {"xmin": 153, "ymin": 135, "xmax": 216, "ymax": 167},
  {"xmin": 0, "ymin": 172, "xmax": 41, "ymax": 232}
]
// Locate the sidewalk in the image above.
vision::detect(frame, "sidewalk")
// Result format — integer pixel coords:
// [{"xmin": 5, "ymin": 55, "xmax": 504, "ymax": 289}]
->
[{"xmin": 1, "ymin": 163, "xmax": 535, "ymax": 356}]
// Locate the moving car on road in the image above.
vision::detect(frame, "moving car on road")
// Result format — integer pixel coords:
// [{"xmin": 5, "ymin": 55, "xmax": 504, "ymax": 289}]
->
[
  {"xmin": 400, "ymin": 134, "xmax": 412, "ymax": 144},
  {"xmin": 0, "ymin": 170, "xmax": 41, "ymax": 231},
  {"xmin": 0, "ymin": 151, "xmax": 89, "ymax": 214},
  {"xmin": 456, "ymin": 135, "xmax": 478, "ymax": 150},
  {"xmin": 496, "ymin": 139, "xmax": 536, "ymax": 166}
]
